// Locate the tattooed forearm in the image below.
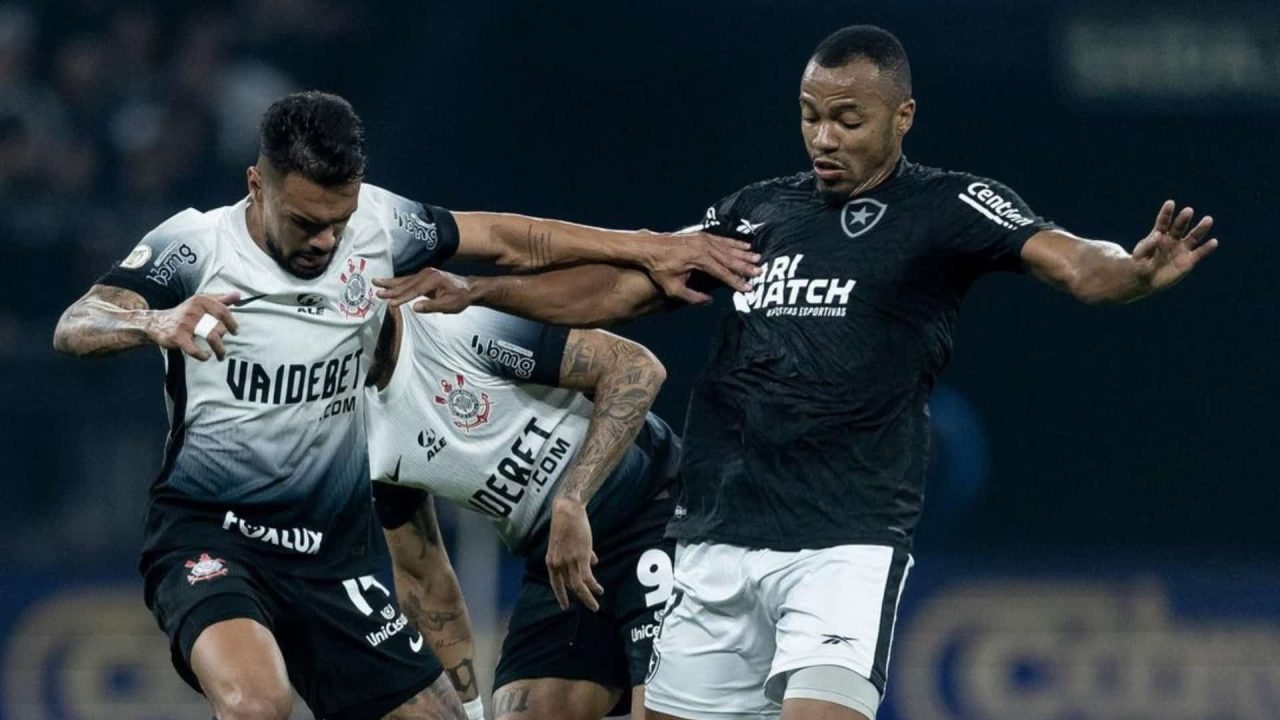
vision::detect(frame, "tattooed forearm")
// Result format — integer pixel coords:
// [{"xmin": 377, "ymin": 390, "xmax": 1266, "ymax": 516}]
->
[
  {"xmin": 555, "ymin": 332, "xmax": 666, "ymax": 505},
  {"xmin": 524, "ymin": 224, "xmax": 555, "ymax": 269},
  {"xmin": 385, "ymin": 674, "xmax": 466, "ymax": 720},
  {"xmin": 53, "ymin": 285, "xmax": 155, "ymax": 357},
  {"xmin": 390, "ymin": 508, "xmax": 480, "ymax": 704},
  {"xmin": 445, "ymin": 659, "xmax": 478, "ymax": 699}
]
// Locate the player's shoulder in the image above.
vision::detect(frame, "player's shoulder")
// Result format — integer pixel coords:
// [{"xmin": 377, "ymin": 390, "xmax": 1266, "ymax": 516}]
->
[
  {"xmin": 731, "ymin": 170, "xmax": 815, "ymax": 204},
  {"xmin": 131, "ymin": 204, "xmax": 232, "ymax": 264},
  {"xmin": 145, "ymin": 206, "xmax": 222, "ymax": 244},
  {"xmin": 901, "ymin": 159, "xmax": 1016, "ymax": 197}
]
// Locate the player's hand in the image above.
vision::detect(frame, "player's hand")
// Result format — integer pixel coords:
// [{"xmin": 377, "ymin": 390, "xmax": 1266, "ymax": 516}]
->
[
  {"xmin": 374, "ymin": 268, "xmax": 476, "ymax": 314},
  {"xmin": 1132, "ymin": 201, "xmax": 1218, "ymax": 292},
  {"xmin": 146, "ymin": 292, "xmax": 240, "ymax": 361},
  {"xmin": 637, "ymin": 231, "xmax": 761, "ymax": 304},
  {"xmin": 546, "ymin": 497, "xmax": 603, "ymax": 612}
]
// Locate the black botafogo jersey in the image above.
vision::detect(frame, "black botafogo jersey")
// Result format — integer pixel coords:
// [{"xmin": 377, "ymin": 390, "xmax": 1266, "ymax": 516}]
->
[{"xmin": 669, "ymin": 158, "xmax": 1055, "ymax": 551}]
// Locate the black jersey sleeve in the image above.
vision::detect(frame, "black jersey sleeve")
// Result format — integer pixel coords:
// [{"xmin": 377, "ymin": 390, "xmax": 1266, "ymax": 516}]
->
[
  {"xmin": 683, "ymin": 184, "xmax": 763, "ymax": 293},
  {"xmin": 371, "ymin": 479, "xmax": 429, "ymax": 530},
  {"xmin": 428, "ymin": 306, "xmax": 570, "ymax": 386},
  {"xmin": 378, "ymin": 186, "xmax": 461, "ymax": 275},
  {"xmin": 696, "ymin": 186, "xmax": 759, "ymax": 244},
  {"xmin": 97, "ymin": 209, "xmax": 212, "ymax": 309},
  {"xmin": 936, "ymin": 174, "xmax": 1057, "ymax": 274}
]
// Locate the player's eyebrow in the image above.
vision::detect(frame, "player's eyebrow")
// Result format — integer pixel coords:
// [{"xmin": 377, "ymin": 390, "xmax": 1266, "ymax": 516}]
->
[{"xmin": 290, "ymin": 210, "xmax": 354, "ymax": 227}]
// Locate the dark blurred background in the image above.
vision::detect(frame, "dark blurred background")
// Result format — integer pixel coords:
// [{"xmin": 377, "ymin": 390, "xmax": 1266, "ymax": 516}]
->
[{"xmin": 2, "ymin": 1, "xmax": 1276, "ymax": 718}]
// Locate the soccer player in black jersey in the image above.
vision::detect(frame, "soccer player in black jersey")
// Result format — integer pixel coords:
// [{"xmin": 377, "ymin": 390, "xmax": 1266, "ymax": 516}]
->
[{"xmin": 395, "ymin": 25, "xmax": 1217, "ymax": 720}]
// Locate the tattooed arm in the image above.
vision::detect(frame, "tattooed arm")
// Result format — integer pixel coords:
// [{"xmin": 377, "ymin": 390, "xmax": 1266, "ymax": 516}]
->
[
  {"xmin": 53, "ymin": 284, "xmax": 240, "ymax": 361},
  {"xmin": 543, "ymin": 329, "xmax": 667, "ymax": 611},
  {"xmin": 384, "ymin": 493, "xmax": 479, "ymax": 703}
]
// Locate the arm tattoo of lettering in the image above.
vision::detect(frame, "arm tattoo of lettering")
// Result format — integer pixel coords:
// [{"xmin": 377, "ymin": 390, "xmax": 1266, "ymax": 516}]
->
[
  {"xmin": 555, "ymin": 333, "xmax": 663, "ymax": 504},
  {"xmin": 524, "ymin": 224, "xmax": 554, "ymax": 269},
  {"xmin": 54, "ymin": 285, "xmax": 154, "ymax": 357},
  {"xmin": 493, "ymin": 686, "xmax": 532, "ymax": 718},
  {"xmin": 445, "ymin": 659, "xmax": 477, "ymax": 699}
]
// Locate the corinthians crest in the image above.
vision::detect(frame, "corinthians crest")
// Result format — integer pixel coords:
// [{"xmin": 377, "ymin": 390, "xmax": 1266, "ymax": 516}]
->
[
  {"xmin": 433, "ymin": 373, "xmax": 492, "ymax": 431},
  {"xmin": 185, "ymin": 553, "xmax": 228, "ymax": 585},
  {"xmin": 338, "ymin": 257, "xmax": 374, "ymax": 318}
]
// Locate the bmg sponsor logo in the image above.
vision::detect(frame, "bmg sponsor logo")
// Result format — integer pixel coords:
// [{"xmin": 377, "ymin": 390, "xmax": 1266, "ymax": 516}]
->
[{"xmin": 891, "ymin": 579, "xmax": 1280, "ymax": 720}]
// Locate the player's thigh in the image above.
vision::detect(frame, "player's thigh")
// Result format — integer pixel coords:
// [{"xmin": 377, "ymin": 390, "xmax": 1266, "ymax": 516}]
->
[
  {"xmin": 381, "ymin": 673, "xmax": 465, "ymax": 720},
  {"xmin": 190, "ymin": 617, "xmax": 293, "ymax": 720},
  {"xmin": 765, "ymin": 545, "xmax": 913, "ymax": 715},
  {"xmin": 492, "ymin": 678, "xmax": 618, "ymax": 720},
  {"xmin": 276, "ymin": 572, "xmax": 444, "ymax": 719},
  {"xmin": 780, "ymin": 698, "xmax": 870, "ymax": 720},
  {"xmin": 644, "ymin": 542, "xmax": 778, "ymax": 719}
]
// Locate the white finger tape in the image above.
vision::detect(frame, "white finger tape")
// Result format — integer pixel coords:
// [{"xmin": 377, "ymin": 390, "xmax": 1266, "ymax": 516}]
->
[
  {"xmin": 193, "ymin": 314, "xmax": 218, "ymax": 340},
  {"xmin": 462, "ymin": 698, "xmax": 484, "ymax": 720}
]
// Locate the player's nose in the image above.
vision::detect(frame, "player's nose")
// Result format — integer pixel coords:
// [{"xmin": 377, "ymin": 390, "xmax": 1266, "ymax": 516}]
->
[
  {"xmin": 309, "ymin": 227, "xmax": 338, "ymax": 253},
  {"xmin": 812, "ymin": 122, "xmax": 839, "ymax": 151}
]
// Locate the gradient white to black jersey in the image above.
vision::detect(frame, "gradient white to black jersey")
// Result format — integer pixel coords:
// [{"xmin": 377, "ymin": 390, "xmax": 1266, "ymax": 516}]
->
[
  {"xmin": 366, "ymin": 304, "xmax": 680, "ymax": 555},
  {"xmin": 670, "ymin": 158, "xmax": 1057, "ymax": 553},
  {"xmin": 97, "ymin": 183, "xmax": 459, "ymax": 577}
]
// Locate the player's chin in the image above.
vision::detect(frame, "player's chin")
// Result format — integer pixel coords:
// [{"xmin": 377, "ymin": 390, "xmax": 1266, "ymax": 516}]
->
[
  {"xmin": 289, "ymin": 254, "xmax": 333, "ymax": 279},
  {"xmin": 815, "ymin": 179, "xmax": 853, "ymax": 206}
]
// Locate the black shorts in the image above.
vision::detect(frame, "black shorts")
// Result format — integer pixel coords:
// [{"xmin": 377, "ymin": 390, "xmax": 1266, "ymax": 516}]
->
[
  {"xmin": 144, "ymin": 547, "xmax": 442, "ymax": 720},
  {"xmin": 495, "ymin": 491, "xmax": 675, "ymax": 712}
]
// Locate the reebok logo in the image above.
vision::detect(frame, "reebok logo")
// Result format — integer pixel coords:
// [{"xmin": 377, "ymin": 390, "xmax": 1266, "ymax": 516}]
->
[{"xmin": 820, "ymin": 634, "xmax": 857, "ymax": 647}]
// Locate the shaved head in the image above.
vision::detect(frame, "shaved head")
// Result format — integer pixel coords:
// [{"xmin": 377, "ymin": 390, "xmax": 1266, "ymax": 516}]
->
[{"xmin": 811, "ymin": 25, "xmax": 912, "ymax": 104}]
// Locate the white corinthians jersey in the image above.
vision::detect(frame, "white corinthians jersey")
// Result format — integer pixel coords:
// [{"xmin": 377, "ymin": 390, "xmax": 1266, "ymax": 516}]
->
[
  {"xmin": 366, "ymin": 305, "xmax": 682, "ymax": 556},
  {"xmin": 98, "ymin": 184, "xmax": 459, "ymax": 577}
]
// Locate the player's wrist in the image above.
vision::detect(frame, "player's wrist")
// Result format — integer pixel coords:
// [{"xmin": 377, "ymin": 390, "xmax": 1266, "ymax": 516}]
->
[
  {"xmin": 626, "ymin": 229, "xmax": 665, "ymax": 272},
  {"xmin": 552, "ymin": 493, "xmax": 586, "ymax": 510}
]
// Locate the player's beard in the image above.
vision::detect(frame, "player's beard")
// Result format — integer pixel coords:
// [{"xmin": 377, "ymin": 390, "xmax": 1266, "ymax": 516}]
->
[
  {"xmin": 816, "ymin": 181, "xmax": 853, "ymax": 207},
  {"xmin": 264, "ymin": 233, "xmax": 339, "ymax": 279}
]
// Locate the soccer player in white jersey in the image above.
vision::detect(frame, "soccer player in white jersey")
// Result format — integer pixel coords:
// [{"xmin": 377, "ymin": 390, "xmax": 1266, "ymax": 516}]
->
[
  {"xmin": 364, "ymin": 301, "xmax": 680, "ymax": 720},
  {"xmin": 52, "ymin": 91, "xmax": 756, "ymax": 720}
]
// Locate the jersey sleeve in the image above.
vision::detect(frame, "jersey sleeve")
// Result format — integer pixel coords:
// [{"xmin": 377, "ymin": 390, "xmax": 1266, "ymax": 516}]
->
[
  {"xmin": 681, "ymin": 184, "xmax": 760, "ymax": 293},
  {"xmin": 937, "ymin": 174, "xmax": 1057, "ymax": 274},
  {"xmin": 97, "ymin": 209, "xmax": 213, "ymax": 309},
  {"xmin": 695, "ymin": 186, "xmax": 757, "ymax": 244},
  {"xmin": 418, "ymin": 306, "xmax": 570, "ymax": 387},
  {"xmin": 369, "ymin": 185, "xmax": 461, "ymax": 275}
]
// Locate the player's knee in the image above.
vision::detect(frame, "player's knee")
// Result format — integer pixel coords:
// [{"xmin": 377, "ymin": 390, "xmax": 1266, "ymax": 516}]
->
[{"xmin": 214, "ymin": 683, "xmax": 293, "ymax": 720}]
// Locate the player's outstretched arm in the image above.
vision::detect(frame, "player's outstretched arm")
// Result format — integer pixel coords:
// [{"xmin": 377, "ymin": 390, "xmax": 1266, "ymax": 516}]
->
[
  {"xmin": 392, "ymin": 212, "xmax": 759, "ymax": 305},
  {"xmin": 1021, "ymin": 201, "xmax": 1218, "ymax": 304},
  {"xmin": 384, "ymin": 492, "xmax": 481, "ymax": 707},
  {"xmin": 53, "ymin": 285, "xmax": 240, "ymax": 361},
  {"xmin": 543, "ymin": 330, "xmax": 667, "ymax": 611},
  {"xmin": 384, "ymin": 265, "xmax": 671, "ymax": 327}
]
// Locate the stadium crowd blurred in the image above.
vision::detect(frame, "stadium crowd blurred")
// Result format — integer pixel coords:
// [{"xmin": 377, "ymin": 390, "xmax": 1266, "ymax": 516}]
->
[
  {"xmin": 0, "ymin": 0, "xmax": 388, "ymax": 566},
  {"xmin": 0, "ymin": 2, "xmax": 388, "ymax": 345}
]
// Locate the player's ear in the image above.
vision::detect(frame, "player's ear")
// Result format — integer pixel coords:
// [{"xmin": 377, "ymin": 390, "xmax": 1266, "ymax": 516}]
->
[
  {"xmin": 895, "ymin": 99, "xmax": 916, "ymax": 137},
  {"xmin": 247, "ymin": 165, "xmax": 263, "ymax": 205}
]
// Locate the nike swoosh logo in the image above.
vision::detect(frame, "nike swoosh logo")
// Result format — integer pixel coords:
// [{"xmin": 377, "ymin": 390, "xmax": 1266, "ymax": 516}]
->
[
  {"xmin": 409, "ymin": 633, "xmax": 424, "ymax": 653},
  {"xmin": 231, "ymin": 293, "xmax": 270, "ymax": 307}
]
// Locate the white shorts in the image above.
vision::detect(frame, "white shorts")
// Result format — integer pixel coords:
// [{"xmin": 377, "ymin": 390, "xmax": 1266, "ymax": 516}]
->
[{"xmin": 644, "ymin": 541, "xmax": 913, "ymax": 719}]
